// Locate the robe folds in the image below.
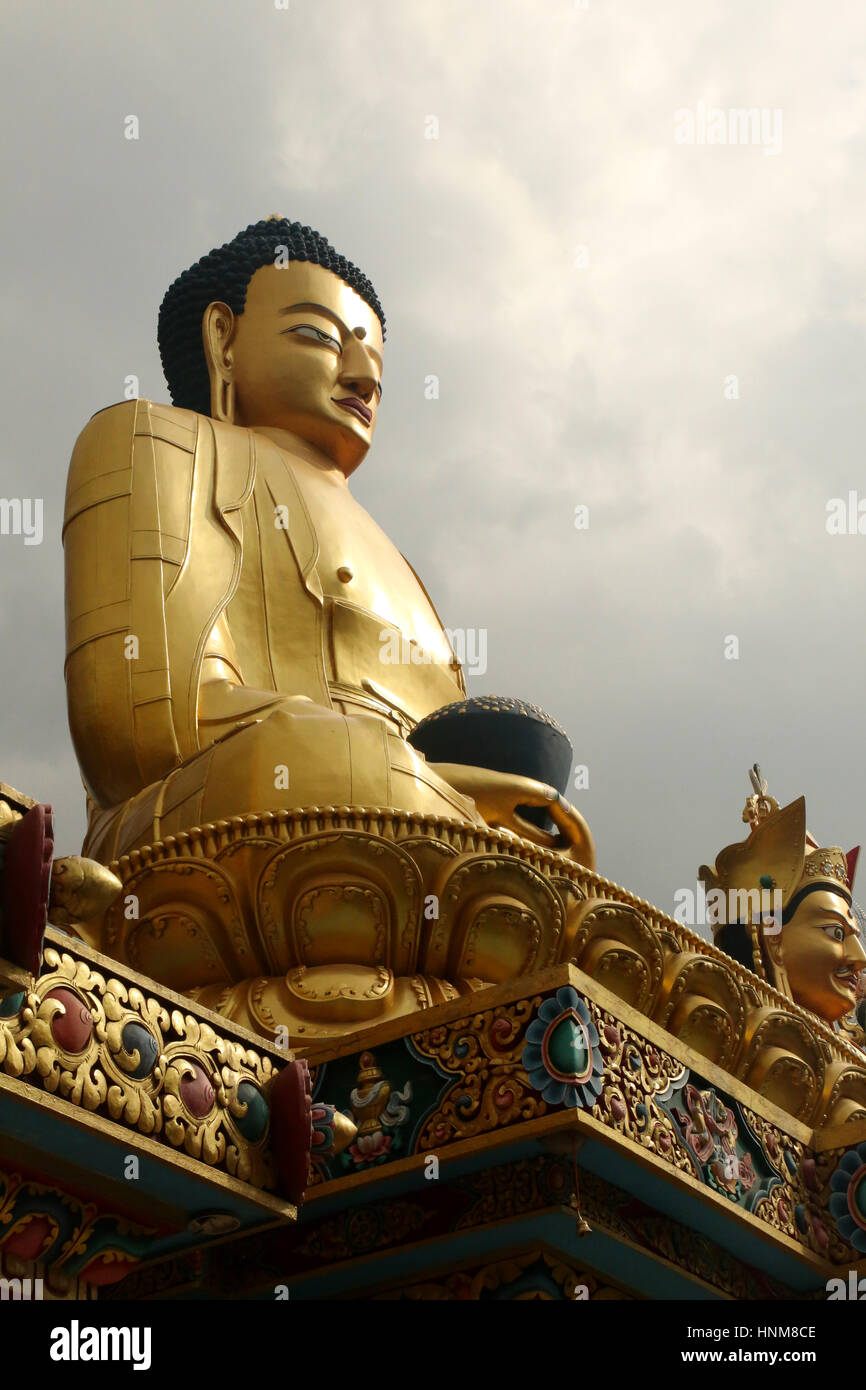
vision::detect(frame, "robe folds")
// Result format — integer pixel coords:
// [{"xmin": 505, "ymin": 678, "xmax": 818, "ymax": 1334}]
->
[{"xmin": 64, "ymin": 400, "xmax": 473, "ymax": 863}]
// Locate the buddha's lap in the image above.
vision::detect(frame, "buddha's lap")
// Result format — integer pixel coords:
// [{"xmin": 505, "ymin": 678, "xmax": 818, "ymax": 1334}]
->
[{"xmin": 92, "ymin": 704, "xmax": 476, "ymax": 859}]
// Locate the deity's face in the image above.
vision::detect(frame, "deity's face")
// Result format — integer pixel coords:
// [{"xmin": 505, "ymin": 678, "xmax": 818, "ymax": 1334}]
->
[
  {"xmin": 772, "ymin": 888, "xmax": 866, "ymax": 1021},
  {"xmin": 206, "ymin": 261, "xmax": 384, "ymax": 476}
]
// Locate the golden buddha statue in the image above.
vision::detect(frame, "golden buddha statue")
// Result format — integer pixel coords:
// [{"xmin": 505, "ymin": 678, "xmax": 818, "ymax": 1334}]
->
[
  {"xmin": 63, "ymin": 218, "xmax": 594, "ymax": 1043},
  {"xmin": 700, "ymin": 766, "xmax": 866, "ymax": 1026}
]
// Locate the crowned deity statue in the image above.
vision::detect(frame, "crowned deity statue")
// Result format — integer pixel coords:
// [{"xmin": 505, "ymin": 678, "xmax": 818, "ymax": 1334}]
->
[
  {"xmin": 700, "ymin": 766, "xmax": 866, "ymax": 1031},
  {"xmin": 63, "ymin": 218, "xmax": 595, "ymax": 1042}
]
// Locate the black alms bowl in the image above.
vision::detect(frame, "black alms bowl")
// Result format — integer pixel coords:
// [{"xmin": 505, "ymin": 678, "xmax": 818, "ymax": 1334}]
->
[{"xmin": 408, "ymin": 696, "xmax": 573, "ymax": 831}]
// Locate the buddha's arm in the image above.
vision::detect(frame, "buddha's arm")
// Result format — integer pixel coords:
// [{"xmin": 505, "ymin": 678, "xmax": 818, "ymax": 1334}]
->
[{"xmin": 65, "ymin": 399, "xmax": 322, "ymax": 799}]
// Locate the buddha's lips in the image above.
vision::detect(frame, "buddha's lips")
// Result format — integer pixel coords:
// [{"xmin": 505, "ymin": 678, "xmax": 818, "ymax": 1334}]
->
[
  {"xmin": 333, "ymin": 395, "xmax": 372, "ymax": 424},
  {"xmin": 834, "ymin": 965, "xmax": 859, "ymax": 992}
]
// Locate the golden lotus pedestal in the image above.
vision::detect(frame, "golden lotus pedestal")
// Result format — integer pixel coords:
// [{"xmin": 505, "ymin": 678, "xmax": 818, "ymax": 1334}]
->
[{"xmin": 90, "ymin": 806, "xmax": 866, "ymax": 1132}]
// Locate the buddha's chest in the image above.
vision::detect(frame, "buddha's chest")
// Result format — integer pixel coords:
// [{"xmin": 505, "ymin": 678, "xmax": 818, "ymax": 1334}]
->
[{"xmin": 290, "ymin": 467, "xmax": 453, "ymax": 661}]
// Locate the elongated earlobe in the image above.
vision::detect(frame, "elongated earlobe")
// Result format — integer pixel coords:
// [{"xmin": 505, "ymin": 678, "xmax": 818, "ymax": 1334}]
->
[
  {"xmin": 212, "ymin": 373, "xmax": 236, "ymax": 424},
  {"xmin": 202, "ymin": 301, "xmax": 237, "ymax": 423}
]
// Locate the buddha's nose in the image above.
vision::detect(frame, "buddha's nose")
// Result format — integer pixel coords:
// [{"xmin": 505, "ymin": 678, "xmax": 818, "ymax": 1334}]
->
[
  {"xmin": 339, "ymin": 343, "xmax": 379, "ymax": 400},
  {"xmin": 339, "ymin": 367, "xmax": 377, "ymax": 401},
  {"xmin": 845, "ymin": 931, "xmax": 866, "ymax": 968}
]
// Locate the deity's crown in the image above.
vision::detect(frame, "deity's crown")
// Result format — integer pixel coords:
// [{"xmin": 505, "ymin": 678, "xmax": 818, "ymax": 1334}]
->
[{"xmin": 699, "ymin": 765, "xmax": 859, "ymax": 942}]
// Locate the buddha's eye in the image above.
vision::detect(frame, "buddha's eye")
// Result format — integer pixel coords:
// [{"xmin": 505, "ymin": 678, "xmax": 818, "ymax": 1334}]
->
[
  {"xmin": 823, "ymin": 924, "xmax": 847, "ymax": 943},
  {"xmin": 285, "ymin": 324, "xmax": 342, "ymax": 351}
]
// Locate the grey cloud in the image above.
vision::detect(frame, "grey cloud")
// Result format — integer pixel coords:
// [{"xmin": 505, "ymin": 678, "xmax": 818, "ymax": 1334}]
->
[{"xmin": 2, "ymin": 0, "xmax": 865, "ymax": 934}]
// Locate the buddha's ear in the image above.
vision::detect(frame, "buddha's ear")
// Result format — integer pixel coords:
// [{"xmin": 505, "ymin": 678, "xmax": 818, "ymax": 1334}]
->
[{"xmin": 202, "ymin": 301, "xmax": 237, "ymax": 423}]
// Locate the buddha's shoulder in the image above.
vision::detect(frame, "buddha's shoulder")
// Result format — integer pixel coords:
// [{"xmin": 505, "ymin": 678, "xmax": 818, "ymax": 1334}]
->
[
  {"xmin": 72, "ymin": 398, "xmax": 205, "ymax": 453},
  {"xmin": 68, "ymin": 401, "xmax": 238, "ymax": 495},
  {"xmin": 67, "ymin": 402, "xmax": 256, "ymax": 513}
]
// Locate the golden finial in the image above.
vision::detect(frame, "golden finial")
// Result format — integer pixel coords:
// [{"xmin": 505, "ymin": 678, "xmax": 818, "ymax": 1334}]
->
[{"xmin": 742, "ymin": 763, "xmax": 779, "ymax": 829}]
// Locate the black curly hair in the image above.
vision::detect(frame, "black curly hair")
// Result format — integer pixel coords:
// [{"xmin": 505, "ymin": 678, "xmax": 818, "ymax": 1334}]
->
[{"xmin": 157, "ymin": 218, "xmax": 387, "ymax": 416}]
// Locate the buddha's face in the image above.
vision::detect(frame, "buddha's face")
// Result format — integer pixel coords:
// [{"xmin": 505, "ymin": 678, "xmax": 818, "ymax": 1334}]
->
[
  {"xmin": 770, "ymin": 888, "xmax": 866, "ymax": 1021},
  {"xmin": 205, "ymin": 261, "xmax": 384, "ymax": 476}
]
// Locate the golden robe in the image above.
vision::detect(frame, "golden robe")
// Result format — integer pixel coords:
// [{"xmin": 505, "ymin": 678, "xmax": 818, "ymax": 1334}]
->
[{"xmin": 63, "ymin": 399, "xmax": 479, "ymax": 865}]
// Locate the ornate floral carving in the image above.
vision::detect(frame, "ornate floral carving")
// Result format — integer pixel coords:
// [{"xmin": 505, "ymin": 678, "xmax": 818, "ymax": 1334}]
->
[
  {"xmin": 0, "ymin": 942, "xmax": 285, "ymax": 1190},
  {"xmin": 0, "ymin": 1167, "xmax": 154, "ymax": 1287},
  {"xmin": 411, "ymin": 997, "xmax": 548, "ymax": 1149},
  {"xmin": 521, "ymin": 986, "xmax": 604, "ymax": 1108},
  {"xmin": 306, "ymin": 980, "xmax": 825, "ymax": 1255},
  {"xmin": 826, "ymin": 1139, "xmax": 866, "ymax": 1254}
]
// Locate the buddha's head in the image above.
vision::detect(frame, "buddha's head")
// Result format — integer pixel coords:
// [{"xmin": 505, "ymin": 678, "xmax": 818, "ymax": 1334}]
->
[
  {"xmin": 700, "ymin": 767, "xmax": 866, "ymax": 1024},
  {"xmin": 158, "ymin": 218, "xmax": 385, "ymax": 476}
]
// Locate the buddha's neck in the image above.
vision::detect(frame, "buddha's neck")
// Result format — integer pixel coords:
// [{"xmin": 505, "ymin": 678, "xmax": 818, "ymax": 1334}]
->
[{"xmin": 250, "ymin": 425, "xmax": 351, "ymax": 484}]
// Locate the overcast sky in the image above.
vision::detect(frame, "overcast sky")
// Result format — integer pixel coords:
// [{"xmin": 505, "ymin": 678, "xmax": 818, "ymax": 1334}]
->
[{"xmin": 2, "ymin": 0, "xmax": 865, "ymax": 933}]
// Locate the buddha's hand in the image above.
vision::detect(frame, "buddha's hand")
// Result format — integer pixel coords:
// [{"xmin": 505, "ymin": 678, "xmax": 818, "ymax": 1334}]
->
[{"xmin": 427, "ymin": 764, "xmax": 595, "ymax": 871}]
